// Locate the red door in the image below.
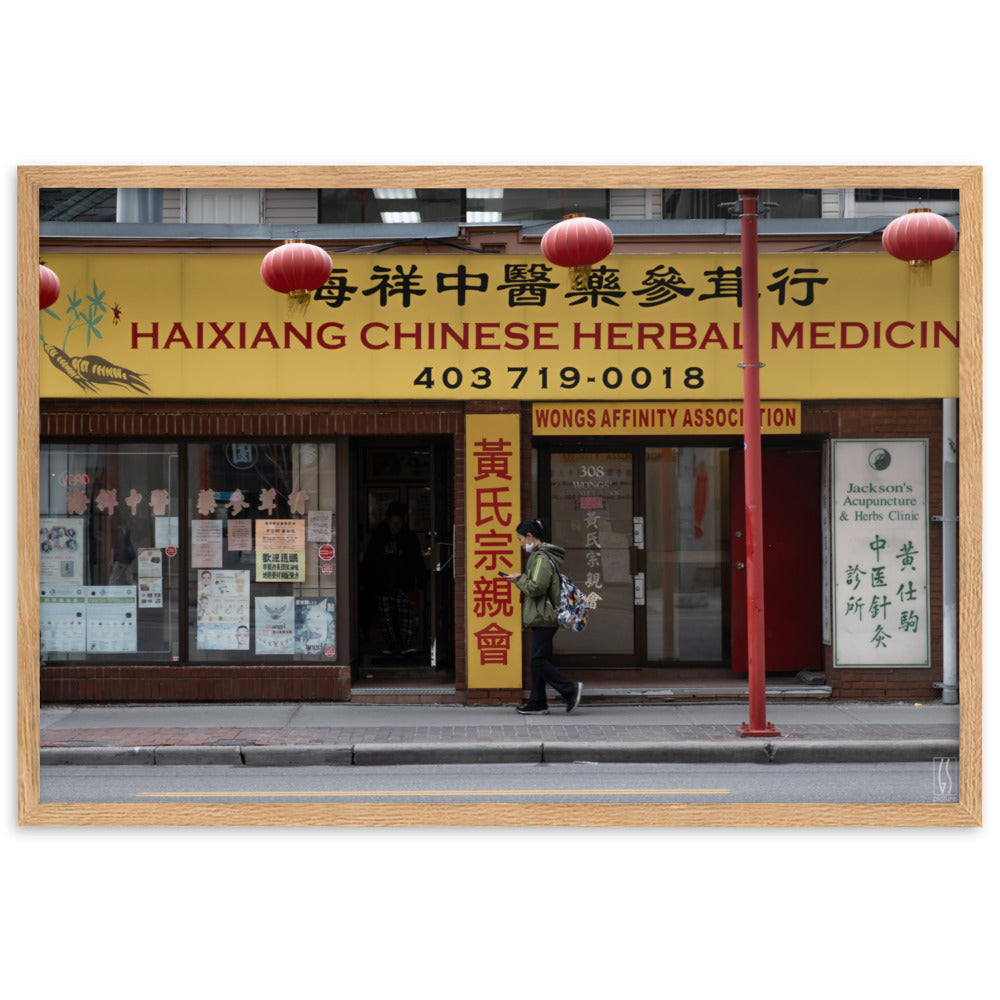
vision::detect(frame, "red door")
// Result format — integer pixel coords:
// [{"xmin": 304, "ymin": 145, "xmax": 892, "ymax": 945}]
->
[{"xmin": 730, "ymin": 448, "xmax": 823, "ymax": 673}]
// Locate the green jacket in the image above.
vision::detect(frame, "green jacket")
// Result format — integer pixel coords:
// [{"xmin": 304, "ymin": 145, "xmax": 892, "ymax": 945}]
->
[{"xmin": 513, "ymin": 543, "xmax": 564, "ymax": 629}]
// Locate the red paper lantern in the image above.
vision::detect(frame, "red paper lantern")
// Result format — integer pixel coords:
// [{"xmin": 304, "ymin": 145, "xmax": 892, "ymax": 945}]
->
[
  {"xmin": 261, "ymin": 239, "xmax": 333, "ymax": 309},
  {"xmin": 882, "ymin": 208, "xmax": 957, "ymax": 285},
  {"xmin": 39, "ymin": 264, "xmax": 60, "ymax": 310},
  {"xmin": 541, "ymin": 214, "xmax": 614, "ymax": 287}
]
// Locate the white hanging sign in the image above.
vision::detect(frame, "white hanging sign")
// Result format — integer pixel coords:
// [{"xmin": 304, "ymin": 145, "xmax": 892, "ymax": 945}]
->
[{"xmin": 832, "ymin": 439, "xmax": 930, "ymax": 668}]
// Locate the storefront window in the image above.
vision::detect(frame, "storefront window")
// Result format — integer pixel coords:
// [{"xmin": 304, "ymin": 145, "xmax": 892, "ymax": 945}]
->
[
  {"xmin": 40, "ymin": 443, "xmax": 180, "ymax": 661},
  {"xmin": 187, "ymin": 442, "xmax": 337, "ymax": 662},
  {"xmin": 645, "ymin": 447, "xmax": 729, "ymax": 662}
]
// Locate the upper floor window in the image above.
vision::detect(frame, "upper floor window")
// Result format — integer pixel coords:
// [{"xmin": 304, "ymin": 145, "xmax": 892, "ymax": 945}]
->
[
  {"xmin": 40, "ymin": 188, "xmax": 118, "ymax": 222},
  {"xmin": 855, "ymin": 188, "xmax": 959, "ymax": 202},
  {"xmin": 318, "ymin": 188, "xmax": 610, "ymax": 225},
  {"xmin": 662, "ymin": 189, "xmax": 822, "ymax": 219}
]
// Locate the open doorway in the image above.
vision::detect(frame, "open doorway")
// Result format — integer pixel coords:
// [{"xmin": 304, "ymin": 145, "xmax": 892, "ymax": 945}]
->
[{"xmin": 354, "ymin": 439, "xmax": 454, "ymax": 682}]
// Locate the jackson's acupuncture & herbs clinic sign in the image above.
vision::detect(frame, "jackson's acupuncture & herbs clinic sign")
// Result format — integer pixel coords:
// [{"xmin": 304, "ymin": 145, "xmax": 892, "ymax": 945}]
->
[{"xmin": 832, "ymin": 439, "xmax": 929, "ymax": 668}]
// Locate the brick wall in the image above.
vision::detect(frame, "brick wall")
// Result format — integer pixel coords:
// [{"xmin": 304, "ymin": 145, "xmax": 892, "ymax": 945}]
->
[
  {"xmin": 41, "ymin": 664, "xmax": 351, "ymax": 702},
  {"xmin": 41, "ymin": 399, "xmax": 465, "ymax": 440}
]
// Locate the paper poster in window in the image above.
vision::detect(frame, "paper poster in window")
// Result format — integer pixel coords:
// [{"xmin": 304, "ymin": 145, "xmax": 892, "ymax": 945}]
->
[
  {"xmin": 255, "ymin": 596, "xmax": 295, "ymax": 654},
  {"xmin": 256, "ymin": 550, "xmax": 306, "ymax": 582},
  {"xmin": 196, "ymin": 569, "xmax": 250, "ymax": 649},
  {"xmin": 40, "ymin": 516, "xmax": 84, "ymax": 585},
  {"xmin": 154, "ymin": 516, "xmax": 179, "ymax": 548},
  {"xmin": 227, "ymin": 519, "xmax": 252, "ymax": 552},
  {"xmin": 190, "ymin": 519, "xmax": 223, "ymax": 568},
  {"xmin": 137, "ymin": 548, "xmax": 163, "ymax": 608},
  {"xmin": 294, "ymin": 596, "xmax": 336, "ymax": 657},
  {"xmin": 307, "ymin": 510, "xmax": 334, "ymax": 543},
  {"xmin": 40, "ymin": 585, "xmax": 87, "ymax": 653},
  {"xmin": 257, "ymin": 519, "xmax": 306, "ymax": 552},
  {"xmin": 85, "ymin": 586, "xmax": 137, "ymax": 652}
]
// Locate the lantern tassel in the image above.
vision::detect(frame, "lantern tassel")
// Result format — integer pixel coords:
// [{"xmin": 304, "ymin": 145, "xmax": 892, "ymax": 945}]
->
[
  {"xmin": 286, "ymin": 290, "xmax": 315, "ymax": 314},
  {"xmin": 569, "ymin": 264, "xmax": 592, "ymax": 291},
  {"xmin": 908, "ymin": 260, "xmax": 933, "ymax": 288}
]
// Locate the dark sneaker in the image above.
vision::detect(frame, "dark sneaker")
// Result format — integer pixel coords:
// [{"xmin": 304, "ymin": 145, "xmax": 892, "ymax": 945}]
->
[
  {"xmin": 516, "ymin": 703, "xmax": 549, "ymax": 715},
  {"xmin": 566, "ymin": 682, "xmax": 584, "ymax": 714}
]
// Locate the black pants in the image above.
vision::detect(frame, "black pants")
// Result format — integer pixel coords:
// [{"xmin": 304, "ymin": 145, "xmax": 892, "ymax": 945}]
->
[{"xmin": 527, "ymin": 627, "xmax": 576, "ymax": 707}]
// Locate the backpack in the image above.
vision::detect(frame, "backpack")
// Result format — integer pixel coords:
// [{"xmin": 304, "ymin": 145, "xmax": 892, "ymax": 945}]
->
[{"xmin": 541, "ymin": 551, "xmax": 590, "ymax": 632}]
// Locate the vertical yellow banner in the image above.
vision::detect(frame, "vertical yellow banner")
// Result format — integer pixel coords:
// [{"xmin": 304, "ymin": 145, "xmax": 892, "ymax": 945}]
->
[{"xmin": 465, "ymin": 414, "xmax": 523, "ymax": 689}]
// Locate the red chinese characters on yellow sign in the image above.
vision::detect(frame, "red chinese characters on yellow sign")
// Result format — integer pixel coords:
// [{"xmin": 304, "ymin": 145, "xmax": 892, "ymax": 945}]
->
[{"xmin": 465, "ymin": 414, "xmax": 522, "ymax": 689}]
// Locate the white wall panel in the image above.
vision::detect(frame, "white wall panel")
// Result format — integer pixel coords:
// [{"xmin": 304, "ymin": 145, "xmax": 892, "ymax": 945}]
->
[{"xmin": 184, "ymin": 189, "xmax": 262, "ymax": 223}]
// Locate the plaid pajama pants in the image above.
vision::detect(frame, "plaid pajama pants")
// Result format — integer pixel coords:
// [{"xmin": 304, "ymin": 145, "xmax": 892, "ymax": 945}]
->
[{"xmin": 376, "ymin": 588, "xmax": 413, "ymax": 647}]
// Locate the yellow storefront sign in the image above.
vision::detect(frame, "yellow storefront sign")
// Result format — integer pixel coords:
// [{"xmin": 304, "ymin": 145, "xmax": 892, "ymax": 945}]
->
[
  {"xmin": 39, "ymin": 253, "xmax": 959, "ymax": 400},
  {"xmin": 533, "ymin": 401, "xmax": 802, "ymax": 435},
  {"xmin": 465, "ymin": 414, "xmax": 522, "ymax": 689}
]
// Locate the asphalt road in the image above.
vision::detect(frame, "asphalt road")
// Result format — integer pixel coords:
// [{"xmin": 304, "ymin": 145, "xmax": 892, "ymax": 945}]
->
[{"xmin": 39, "ymin": 760, "xmax": 959, "ymax": 805}]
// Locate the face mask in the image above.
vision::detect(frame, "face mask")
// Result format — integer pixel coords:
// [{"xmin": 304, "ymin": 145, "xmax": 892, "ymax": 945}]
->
[{"xmin": 524, "ymin": 541, "xmax": 537, "ymax": 552}]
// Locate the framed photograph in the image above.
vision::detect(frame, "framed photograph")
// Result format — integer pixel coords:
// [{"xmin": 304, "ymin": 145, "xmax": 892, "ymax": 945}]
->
[{"xmin": 18, "ymin": 164, "xmax": 982, "ymax": 831}]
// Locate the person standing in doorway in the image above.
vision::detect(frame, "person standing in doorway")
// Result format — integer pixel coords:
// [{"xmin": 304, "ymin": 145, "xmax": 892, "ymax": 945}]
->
[
  {"xmin": 362, "ymin": 502, "xmax": 427, "ymax": 656},
  {"xmin": 500, "ymin": 518, "xmax": 583, "ymax": 715}
]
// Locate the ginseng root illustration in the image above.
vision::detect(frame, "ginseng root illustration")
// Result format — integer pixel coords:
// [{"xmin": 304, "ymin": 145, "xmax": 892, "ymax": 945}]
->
[{"xmin": 42, "ymin": 341, "xmax": 150, "ymax": 394}]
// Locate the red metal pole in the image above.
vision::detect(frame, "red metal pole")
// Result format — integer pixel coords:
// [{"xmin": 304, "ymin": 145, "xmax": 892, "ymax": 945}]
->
[{"xmin": 737, "ymin": 189, "xmax": 779, "ymax": 737}]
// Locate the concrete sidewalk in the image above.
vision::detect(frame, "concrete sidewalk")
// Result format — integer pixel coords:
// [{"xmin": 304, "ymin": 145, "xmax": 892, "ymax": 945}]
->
[{"xmin": 38, "ymin": 699, "xmax": 962, "ymax": 767}]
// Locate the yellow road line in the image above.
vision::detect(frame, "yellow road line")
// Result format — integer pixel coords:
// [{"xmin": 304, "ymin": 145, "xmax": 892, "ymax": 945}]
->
[{"xmin": 136, "ymin": 787, "xmax": 731, "ymax": 798}]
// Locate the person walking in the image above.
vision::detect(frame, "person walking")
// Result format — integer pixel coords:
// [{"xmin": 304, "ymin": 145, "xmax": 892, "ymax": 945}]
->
[{"xmin": 500, "ymin": 518, "xmax": 583, "ymax": 715}]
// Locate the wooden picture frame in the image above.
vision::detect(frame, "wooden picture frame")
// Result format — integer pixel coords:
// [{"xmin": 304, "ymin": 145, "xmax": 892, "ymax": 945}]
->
[{"xmin": 17, "ymin": 164, "xmax": 982, "ymax": 828}]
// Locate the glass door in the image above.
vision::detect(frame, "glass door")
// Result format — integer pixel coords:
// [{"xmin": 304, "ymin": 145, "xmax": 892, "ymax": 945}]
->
[
  {"xmin": 644, "ymin": 447, "xmax": 730, "ymax": 665},
  {"xmin": 542, "ymin": 446, "xmax": 731, "ymax": 670},
  {"xmin": 548, "ymin": 451, "xmax": 637, "ymax": 662}
]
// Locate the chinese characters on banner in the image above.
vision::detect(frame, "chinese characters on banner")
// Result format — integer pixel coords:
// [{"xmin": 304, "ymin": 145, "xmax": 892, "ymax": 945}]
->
[
  {"xmin": 832, "ymin": 440, "xmax": 930, "ymax": 667},
  {"xmin": 465, "ymin": 414, "xmax": 522, "ymax": 689}
]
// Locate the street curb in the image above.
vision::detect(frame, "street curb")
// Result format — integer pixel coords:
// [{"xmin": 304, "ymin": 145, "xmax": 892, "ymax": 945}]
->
[
  {"xmin": 242, "ymin": 745, "xmax": 353, "ymax": 767},
  {"xmin": 542, "ymin": 739, "xmax": 960, "ymax": 765},
  {"xmin": 352, "ymin": 741, "xmax": 542, "ymax": 766},
  {"xmin": 543, "ymin": 740, "xmax": 768, "ymax": 764},
  {"xmin": 153, "ymin": 745, "xmax": 243, "ymax": 766},
  {"xmin": 768, "ymin": 739, "xmax": 959, "ymax": 764},
  {"xmin": 41, "ymin": 746, "xmax": 157, "ymax": 766},
  {"xmin": 39, "ymin": 738, "xmax": 959, "ymax": 767}
]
